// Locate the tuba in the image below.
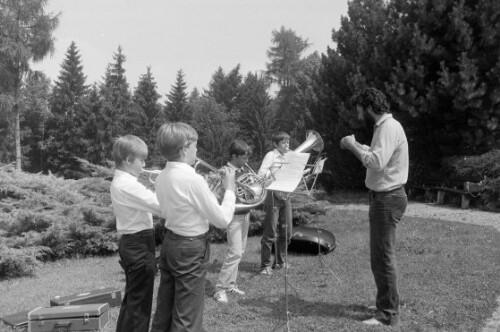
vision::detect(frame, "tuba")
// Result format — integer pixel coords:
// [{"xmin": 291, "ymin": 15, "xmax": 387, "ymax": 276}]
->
[
  {"xmin": 274, "ymin": 130, "xmax": 324, "ymax": 201},
  {"xmin": 194, "ymin": 159, "xmax": 267, "ymax": 213}
]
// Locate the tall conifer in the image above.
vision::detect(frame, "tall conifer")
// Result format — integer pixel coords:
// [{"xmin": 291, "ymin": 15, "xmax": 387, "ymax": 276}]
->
[{"xmin": 165, "ymin": 69, "xmax": 190, "ymax": 122}]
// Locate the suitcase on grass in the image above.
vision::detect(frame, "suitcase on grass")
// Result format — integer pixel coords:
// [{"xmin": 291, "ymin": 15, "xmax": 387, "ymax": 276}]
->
[
  {"xmin": 1, "ymin": 309, "xmax": 30, "ymax": 330},
  {"xmin": 28, "ymin": 303, "xmax": 109, "ymax": 332},
  {"xmin": 288, "ymin": 226, "xmax": 337, "ymax": 254},
  {"xmin": 49, "ymin": 287, "xmax": 122, "ymax": 308}
]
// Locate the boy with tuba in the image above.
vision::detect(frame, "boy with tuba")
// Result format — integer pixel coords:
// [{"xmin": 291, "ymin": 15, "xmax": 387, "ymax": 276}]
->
[
  {"xmin": 258, "ymin": 131, "xmax": 293, "ymax": 276},
  {"xmin": 213, "ymin": 139, "xmax": 252, "ymax": 304}
]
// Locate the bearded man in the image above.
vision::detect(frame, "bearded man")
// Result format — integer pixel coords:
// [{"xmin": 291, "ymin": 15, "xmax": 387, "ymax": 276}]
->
[{"xmin": 340, "ymin": 87, "xmax": 409, "ymax": 327}]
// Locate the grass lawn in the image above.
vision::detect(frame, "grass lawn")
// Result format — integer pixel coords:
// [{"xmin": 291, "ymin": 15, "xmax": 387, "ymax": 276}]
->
[{"xmin": 1, "ymin": 204, "xmax": 499, "ymax": 331}]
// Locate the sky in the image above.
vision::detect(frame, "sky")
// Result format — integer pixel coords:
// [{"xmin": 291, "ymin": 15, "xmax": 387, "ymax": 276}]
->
[{"xmin": 32, "ymin": 0, "xmax": 349, "ymax": 95}]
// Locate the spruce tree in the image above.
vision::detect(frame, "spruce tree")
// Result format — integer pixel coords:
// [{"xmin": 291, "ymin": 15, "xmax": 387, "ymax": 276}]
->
[
  {"xmin": 238, "ymin": 72, "xmax": 276, "ymax": 159},
  {"xmin": 98, "ymin": 46, "xmax": 146, "ymax": 162},
  {"xmin": 45, "ymin": 41, "xmax": 89, "ymax": 174},
  {"xmin": 51, "ymin": 41, "xmax": 88, "ymax": 117},
  {"xmin": 133, "ymin": 67, "xmax": 164, "ymax": 165},
  {"xmin": 165, "ymin": 69, "xmax": 190, "ymax": 122},
  {"xmin": 206, "ymin": 65, "xmax": 242, "ymax": 112}
]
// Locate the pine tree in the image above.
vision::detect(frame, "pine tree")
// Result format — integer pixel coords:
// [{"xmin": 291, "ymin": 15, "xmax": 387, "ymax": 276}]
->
[
  {"xmin": 313, "ymin": 0, "xmax": 500, "ymax": 188},
  {"xmin": 51, "ymin": 41, "xmax": 88, "ymax": 117},
  {"xmin": 133, "ymin": 67, "xmax": 164, "ymax": 165},
  {"xmin": 238, "ymin": 72, "xmax": 276, "ymax": 159},
  {"xmin": 0, "ymin": 0, "xmax": 59, "ymax": 170},
  {"xmin": 98, "ymin": 46, "xmax": 145, "ymax": 162},
  {"xmin": 165, "ymin": 69, "xmax": 190, "ymax": 122},
  {"xmin": 266, "ymin": 26, "xmax": 310, "ymax": 88},
  {"xmin": 45, "ymin": 41, "xmax": 89, "ymax": 174},
  {"xmin": 206, "ymin": 65, "xmax": 242, "ymax": 112},
  {"xmin": 19, "ymin": 71, "xmax": 51, "ymax": 172}
]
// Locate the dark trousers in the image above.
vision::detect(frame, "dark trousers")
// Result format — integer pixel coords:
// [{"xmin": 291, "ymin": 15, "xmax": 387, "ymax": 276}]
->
[
  {"xmin": 260, "ymin": 192, "xmax": 293, "ymax": 268},
  {"xmin": 151, "ymin": 230, "xmax": 210, "ymax": 332},
  {"xmin": 116, "ymin": 229, "xmax": 156, "ymax": 332},
  {"xmin": 368, "ymin": 187, "xmax": 407, "ymax": 326}
]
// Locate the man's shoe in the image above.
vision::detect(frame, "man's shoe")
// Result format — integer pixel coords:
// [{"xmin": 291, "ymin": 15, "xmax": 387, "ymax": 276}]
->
[
  {"xmin": 362, "ymin": 318, "xmax": 383, "ymax": 326},
  {"xmin": 259, "ymin": 266, "xmax": 273, "ymax": 276},
  {"xmin": 213, "ymin": 290, "xmax": 228, "ymax": 304},
  {"xmin": 227, "ymin": 286, "xmax": 245, "ymax": 296},
  {"xmin": 367, "ymin": 305, "xmax": 377, "ymax": 312},
  {"xmin": 273, "ymin": 263, "xmax": 290, "ymax": 270}
]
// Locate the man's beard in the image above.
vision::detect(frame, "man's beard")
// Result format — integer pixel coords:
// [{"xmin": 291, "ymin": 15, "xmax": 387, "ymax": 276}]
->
[{"xmin": 362, "ymin": 111, "xmax": 375, "ymax": 127}]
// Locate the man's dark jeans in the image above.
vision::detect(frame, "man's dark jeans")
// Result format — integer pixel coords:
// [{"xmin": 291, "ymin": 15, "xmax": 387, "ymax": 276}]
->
[
  {"xmin": 369, "ymin": 187, "xmax": 407, "ymax": 326},
  {"xmin": 116, "ymin": 229, "xmax": 156, "ymax": 332},
  {"xmin": 151, "ymin": 229, "xmax": 210, "ymax": 332},
  {"xmin": 260, "ymin": 192, "xmax": 293, "ymax": 268}
]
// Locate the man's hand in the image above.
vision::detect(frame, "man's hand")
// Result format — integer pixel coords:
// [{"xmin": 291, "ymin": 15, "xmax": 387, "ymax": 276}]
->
[{"xmin": 340, "ymin": 134, "xmax": 356, "ymax": 150}]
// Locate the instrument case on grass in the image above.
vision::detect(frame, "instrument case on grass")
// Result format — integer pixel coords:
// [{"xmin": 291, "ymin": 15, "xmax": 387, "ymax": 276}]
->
[
  {"xmin": 1, "ymin": 309, "xmax": 30, "ymax": 330},
  {"xmin": 288, "ymin": 226, "xmax": 337, "ymax": 254},
  {"xmin": 49, "ymin": 287, "xmax": 121, "ymax": 308},
  {"xmin": 28, "ymin": 303, "xmax": 109, "ymax": 332}
]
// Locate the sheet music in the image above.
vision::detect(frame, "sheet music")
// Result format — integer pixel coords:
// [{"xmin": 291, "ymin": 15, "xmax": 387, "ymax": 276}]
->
[{"xmin": 266, "ymin": 151, "xmax": 310, "ymax": 192}]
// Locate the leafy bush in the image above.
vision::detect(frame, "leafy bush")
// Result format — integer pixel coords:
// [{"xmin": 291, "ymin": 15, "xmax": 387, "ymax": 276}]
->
[
  {"xmin": 445, "ymin": 150, "xmax": 500, "ymax": 211},
  {"xmin": 67, "ymin": 222, "xmax": 118, "ymax": 256},
  {"xmin": 0, "ymin": 245, "xmax": 46, "ymax": 279},
  {"xmin": 7, "ymin": 213, "xmax": 53, "ymax": 235},
  {"xmin": 81, "ymin": 205, "xmax": 114, "ymax": 227},
  {"xmin": 39, "ymin": 226, "xmax": 74, "ymax": 259}
]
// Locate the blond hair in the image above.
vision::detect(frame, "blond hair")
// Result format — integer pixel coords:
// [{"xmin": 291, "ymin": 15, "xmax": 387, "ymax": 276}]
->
[
  {"xmin": 156, "ymin": 122, "xmax": 198, "ymax": 161},
  {"xmin": 112, "ymin": 135, "xmax": 148, "ymax": 166}
]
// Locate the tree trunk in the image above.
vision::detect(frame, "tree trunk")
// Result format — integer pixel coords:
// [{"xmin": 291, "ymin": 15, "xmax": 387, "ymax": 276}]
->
[{"xmin": 14, "ymin": 103, "xmax": 21, "ymax": 170}]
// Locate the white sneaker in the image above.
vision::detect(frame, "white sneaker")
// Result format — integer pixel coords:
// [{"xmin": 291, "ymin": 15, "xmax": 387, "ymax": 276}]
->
[
  {"xmin": 259, "ymin": 266, "xmax": 273, "ymax": 276},
  {"xmin": 362, "ymin": 318, "xmax": 383, "ymax": 326},
  {"xmin": 227, "ymin": 286, "xmax": 245, "ymax": 296},
  {"xmin": 213, "ymin": 290, "xmax": 228, "ymax": 304}
]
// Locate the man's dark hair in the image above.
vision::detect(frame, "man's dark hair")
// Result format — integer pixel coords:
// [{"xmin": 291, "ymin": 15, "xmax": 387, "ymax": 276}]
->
[
  {"xmin": 228, "ymin": 139, "xmax": 250, "ymax": 157},
  {"xmin": 352, "ymin": 87, "xmax": 390, "ymax": 114}
]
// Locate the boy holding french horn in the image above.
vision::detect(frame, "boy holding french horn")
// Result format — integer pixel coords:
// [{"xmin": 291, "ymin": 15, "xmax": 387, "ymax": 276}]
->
[{"xmin": 213, "ymin": 139, "xmax": 252, "ymax": 304}]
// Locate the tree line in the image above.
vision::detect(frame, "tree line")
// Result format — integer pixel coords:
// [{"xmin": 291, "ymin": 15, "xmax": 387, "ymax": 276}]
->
[{"xmin": 1, "ymin": 0, "xmax": 499, "ymax": 191}]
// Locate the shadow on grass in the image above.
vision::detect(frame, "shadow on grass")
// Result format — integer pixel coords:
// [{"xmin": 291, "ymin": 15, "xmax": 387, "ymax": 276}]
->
[{"xmin": 240, "ymin": 294, "xmax": 372, "ymax": 322}]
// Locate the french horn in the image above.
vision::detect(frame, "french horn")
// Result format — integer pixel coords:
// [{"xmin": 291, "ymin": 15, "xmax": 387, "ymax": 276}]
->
[{"xmin": 193, "ymin": 159, "xmax": 267, "ymax": 213}]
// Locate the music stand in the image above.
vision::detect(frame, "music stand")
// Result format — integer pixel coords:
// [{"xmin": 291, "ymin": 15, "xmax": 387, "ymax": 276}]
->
[{"xmin": 301, "ymin": 157, "xmax": 327, "ymax": 196}]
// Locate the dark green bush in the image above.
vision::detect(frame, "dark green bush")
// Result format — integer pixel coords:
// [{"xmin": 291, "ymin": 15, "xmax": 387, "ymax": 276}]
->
[
  {"xmin": 445, "ymin": 150, "xmax": 500, "ymax": 211},
  {"xmin": 67, "ymin": 222, "xmax": 119, "ymax": 256},
  {"xmin": 0, "ymin": 245, "xmax": 45, "ymax": 279},
  {"xmin": 39, "ymin": 226, "xmax": 74, "ymax": 259},
  {"xmin": 81, "ymin": 205, "xmax": 114, "ymax": 227},
  {"xmin": 7, "ymin": 213, "xmax": 53, "ymax": 235}
]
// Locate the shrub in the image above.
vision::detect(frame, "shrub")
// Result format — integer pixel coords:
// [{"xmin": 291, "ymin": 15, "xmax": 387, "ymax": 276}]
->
[
  {"xmin": 81, "ymin": 205, "xmax": 114, "ymax": 227},
  {"xmin": 7, "ymin": 213, "xmax": 53, "ymax": 235},
  {"xmin": 445, "ymin": 150, "xmax": 500, "ymax": 211},
  {"xmin": 39, "ymin": 226, "xmax": 74, "ymax": 259},
  {"xmin": 0, "ymin": 245, "xmax": 45, "ymax": 279},
  {"xmin": 67, "ymin": 222, "xmax": 118, "ymax": 256}
]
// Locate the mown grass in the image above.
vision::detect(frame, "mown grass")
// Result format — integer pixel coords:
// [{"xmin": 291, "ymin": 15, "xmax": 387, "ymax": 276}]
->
[{"xmin": 1, "ymin": 205, "xmax": 499, "ymax": 332}]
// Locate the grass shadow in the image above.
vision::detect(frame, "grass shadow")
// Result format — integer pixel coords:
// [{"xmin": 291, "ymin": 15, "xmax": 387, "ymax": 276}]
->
[{"xmin": 240, "ymin": 294, "xmax": 372, "ymax": 322}]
